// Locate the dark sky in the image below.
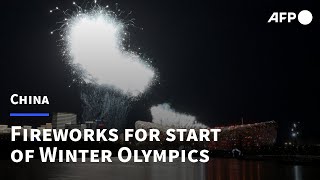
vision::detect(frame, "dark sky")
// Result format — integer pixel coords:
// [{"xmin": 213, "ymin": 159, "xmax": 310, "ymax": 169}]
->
[{"xmin": 1, "ymin": 0, "xmax": 319, "ymax": 143}]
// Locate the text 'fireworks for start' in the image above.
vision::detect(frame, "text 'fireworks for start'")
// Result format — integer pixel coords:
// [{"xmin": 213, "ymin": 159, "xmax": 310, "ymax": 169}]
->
[{"xmin": 11, "ymin": 126, "xmax": 221, "ymax": 142}]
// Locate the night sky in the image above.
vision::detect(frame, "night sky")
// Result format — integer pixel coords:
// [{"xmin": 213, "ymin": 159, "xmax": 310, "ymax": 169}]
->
[{"xmin": 1, "ymin": 0, "xmax": 319, "ymax": 143}]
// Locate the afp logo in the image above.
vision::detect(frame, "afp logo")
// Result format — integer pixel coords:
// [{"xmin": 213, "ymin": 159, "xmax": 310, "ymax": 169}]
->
[{"xmin": 268, "ymin": 10, "xmax": 313, "ymax": 25}]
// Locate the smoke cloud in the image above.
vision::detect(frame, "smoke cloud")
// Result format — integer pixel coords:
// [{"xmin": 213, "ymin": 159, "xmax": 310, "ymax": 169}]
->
[{"xmin": 151, "ymin": 103, "xmax": 207, "ymax": 129}]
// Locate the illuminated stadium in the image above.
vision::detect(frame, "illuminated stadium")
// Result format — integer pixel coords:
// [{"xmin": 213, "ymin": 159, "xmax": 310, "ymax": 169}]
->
[{"xmin": 135, "ymin": 120, "xmax": 277, "ymax": 151}]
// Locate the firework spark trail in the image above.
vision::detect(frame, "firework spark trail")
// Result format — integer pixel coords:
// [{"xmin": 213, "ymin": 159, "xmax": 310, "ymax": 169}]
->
[
  {"xmin": 151, "ymin": 103, "xmax": 208, "ymax": 129},
  {"xmin": 51, "ymin": 1, "xmax": 156, "ymax": 97},
  {"xmin": 81, "ymin": 84, "xmax": 131, "ymax": 129}
]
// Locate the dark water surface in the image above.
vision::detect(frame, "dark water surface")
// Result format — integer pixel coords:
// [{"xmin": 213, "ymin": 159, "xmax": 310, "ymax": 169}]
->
[{"xmin": 1, "ymin": 158, "xmax": 318, "ymax": 180}]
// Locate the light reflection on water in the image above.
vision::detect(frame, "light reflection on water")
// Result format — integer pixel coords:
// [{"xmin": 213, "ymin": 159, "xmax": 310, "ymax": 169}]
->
[
  {"xmin": 294, "ymin": 165, "xmax": 302, "ymax": 180},
  {"xmin": 2, "ymin": 158, "xmax": 318, "ymax": 180},
  {"xmin": 205, "ymin": 159, "xmax": 315, "ymax": 180}
]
